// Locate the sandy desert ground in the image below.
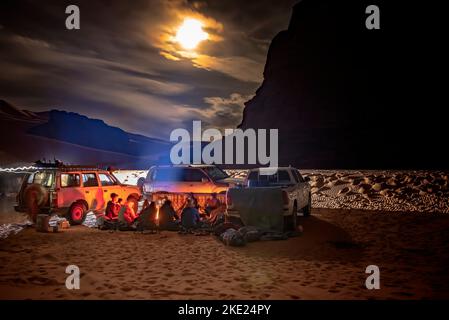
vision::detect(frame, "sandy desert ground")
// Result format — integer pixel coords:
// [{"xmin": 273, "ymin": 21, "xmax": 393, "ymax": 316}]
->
[
  {"xmin": 0, "ymin": 201, "xmax": 448, "ymax": 299},
  {"xmin": 1, "ymin": 169, "xmax": 449, "ymax": 300}
]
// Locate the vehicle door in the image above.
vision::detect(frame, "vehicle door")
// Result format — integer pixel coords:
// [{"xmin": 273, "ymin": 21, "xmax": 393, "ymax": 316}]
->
[
  {"xmin": 184, "ymin": 168, "xmax": 215, "ymax": 194},
  {"xmin": 81, "ymin": 172, "xmax": 104, "ymax": 211},
  {"xmin": 98, "ymin": 172, "xmax": 122, "ymax": 204},
  {"xmin": 58, "ymin": 172, "xmax": 83, "ymax": 208}
]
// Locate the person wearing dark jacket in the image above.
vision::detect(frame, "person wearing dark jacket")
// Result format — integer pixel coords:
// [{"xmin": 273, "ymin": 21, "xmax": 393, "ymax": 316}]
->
[
  {"xmin": 181, "ymin": 198, "xmax": 201, "ymax": 230},
  {"xmin": 158, "ymin": 200, "xmax": 179, "ymax": 231},
  {"xmin": 136, "ymin": 201, "xmax": 157, "ymax": 231}
]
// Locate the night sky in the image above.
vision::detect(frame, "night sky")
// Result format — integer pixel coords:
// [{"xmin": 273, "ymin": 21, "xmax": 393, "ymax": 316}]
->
[{"xmin": 0, "ymin": 0, "xmax": 297, "ymax": 139}]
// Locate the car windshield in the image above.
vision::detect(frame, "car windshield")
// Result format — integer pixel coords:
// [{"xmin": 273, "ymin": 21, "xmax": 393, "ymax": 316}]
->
[{"xmin": 202, "ymin": 166, "xmax": 229, "ymax": 181}]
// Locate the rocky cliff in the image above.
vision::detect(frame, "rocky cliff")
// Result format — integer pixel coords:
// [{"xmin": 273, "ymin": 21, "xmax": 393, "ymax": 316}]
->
[{"xmin": 239, "ymin": 0, "xmax": 446, "ymax": 169}]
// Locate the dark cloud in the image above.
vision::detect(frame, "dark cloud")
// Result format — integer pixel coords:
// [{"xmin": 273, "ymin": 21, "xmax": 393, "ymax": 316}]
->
[{"xmin": 0, "ymin": 0, "xmax": 296, "ymax": 139}]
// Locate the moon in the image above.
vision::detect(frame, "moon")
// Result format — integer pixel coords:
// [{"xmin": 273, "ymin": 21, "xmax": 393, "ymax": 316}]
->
[{"xmin": 175, "ymin": 18, "xmax": 208, "ymax": 50}]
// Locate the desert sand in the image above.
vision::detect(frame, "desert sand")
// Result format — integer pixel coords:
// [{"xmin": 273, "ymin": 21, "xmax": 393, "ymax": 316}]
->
[
  {"xmin": 1, "ymin": 169, "xmax": 449, "ymax": 300},
  {"xmin": 1, "ymin": 204, "xmax": 449, "ymax": 299}
]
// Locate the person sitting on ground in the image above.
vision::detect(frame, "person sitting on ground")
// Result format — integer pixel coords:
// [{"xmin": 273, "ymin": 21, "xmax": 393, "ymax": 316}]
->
[
  {"xmin": 105, "ymin": 193, "xmax": 120, "ymax": 220},
  {"xmin": 205, "ymin": 193, "xmax": 220, "ymax": 215},
  {"xmin": 159, "ymin": 199, "xmax": 179, "ymax": 231},
  {"xmin": 207, "ymin": 203, "xmax": 226, "ymax": 226},
  {"xmin": 141, "ymin": 199, "xmax": 150, "ymax": 211},
  {"xmin": 180, "ymin": 198, "xmax": 201, "ymax": 231},
  {"xmin": 118, "ymin": 200, "xmax": 138, "ymax": 229},
  {"xmin": 181, "ymin": 193, "xmax": 199, "ymax": 210},
  {"xmin": 136, "ymin": 201, "xmax": 157, "ymax": 231}
]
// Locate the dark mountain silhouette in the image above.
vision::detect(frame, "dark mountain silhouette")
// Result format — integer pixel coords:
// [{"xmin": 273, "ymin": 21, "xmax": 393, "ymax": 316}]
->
[
  {"xmin": 239, "ymin": 0, "xmax": 446, "ymax": 169},
  {"xmin": 0, "ymin": 99, "xmax": 42, "ymax": 121},
  {"xmin": 28, "ymin": 110, "xmax": 170, "ymax": 157},
  {"xmin": 0, "ymin": 100, "xmax": 171, "ymax": 168}
]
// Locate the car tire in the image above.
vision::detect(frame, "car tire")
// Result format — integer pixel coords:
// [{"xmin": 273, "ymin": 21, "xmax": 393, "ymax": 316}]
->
[
  {"xmin": 303, "ymin": 192, "xmax": 312, "ymax": 217},
  {"xmin": 24, "ymin": 184, "xmax": 48, "ymax": 222},
  {"xmin": 67, "ymin": 202, "xmax": 87, "ymax": 225}
]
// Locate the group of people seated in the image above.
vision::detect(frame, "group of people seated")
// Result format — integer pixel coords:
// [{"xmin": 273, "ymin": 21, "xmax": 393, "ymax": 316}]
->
[{"xmin": 101, "ymin": 192, "xmax": 223, "ymax": 232}]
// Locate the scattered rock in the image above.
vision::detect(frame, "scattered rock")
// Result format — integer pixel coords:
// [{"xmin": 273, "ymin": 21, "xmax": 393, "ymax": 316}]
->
[
  {"xmin": 387, "ymin": 178, "xmax": 397, "ymax": 186},
  {"xmin": 338, "ymin": 187, "xmax": 350, "ymax": 195}
]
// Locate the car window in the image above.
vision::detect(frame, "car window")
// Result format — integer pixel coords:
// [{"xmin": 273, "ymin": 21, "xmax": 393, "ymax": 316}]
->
[
  {"xmin": 278, "ymin": 170, "xmax": 291, "ymax": 183},
  {"xmin": 61, "ymin": 174, "xmax": 80, "ymax": 188},
  {"xmin": 82, "ymin": 173, "xmax": 99, "ymax": 187},
  {"xmin": 184, "ymin": 169, "xmax": 207, "ymax": 182},
  {"xmin": 33, "ymin": 171, "xmax": 54, "ymax": 187},
  {"xmin": 291, "ymin": 169, "xmax": 300, "ymax": 183},
  {"xmin": 247, "ymin": 171, "xmax": 258, "ymax": 180},
  {"xmin": 153, "ymin": 168, "xmax": 184, "ymax": 182},
  {"xmin": 296, "ymin": 170, "xmax": 305, "ymax": 182},
  {"xmin": 98, "ymin": 173, "xmax": 116, "ymax": 186},
  {"xmin": 249, "ymin": 169, "xmax": 294, "ymax": 186},
  {"xmin": 202, "ymin": 166, "xmax": 229, "ymax": 180}
]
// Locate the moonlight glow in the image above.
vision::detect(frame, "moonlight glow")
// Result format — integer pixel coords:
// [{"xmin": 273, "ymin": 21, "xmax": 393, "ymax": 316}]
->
[{"xmin": 175, "ymin": 18, "xmax": 208, "ymax": 50}]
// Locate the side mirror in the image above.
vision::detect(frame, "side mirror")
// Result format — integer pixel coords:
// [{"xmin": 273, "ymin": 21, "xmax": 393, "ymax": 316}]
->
[{"xmin": 201, "ymin": 177, "xmax": 210, "ymax": 183}]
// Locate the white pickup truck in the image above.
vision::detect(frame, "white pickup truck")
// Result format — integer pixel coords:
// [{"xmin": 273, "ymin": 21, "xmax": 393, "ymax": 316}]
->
[{"xmin": 226, "ymin": 167, "xmax": 312, "ymax": 230}]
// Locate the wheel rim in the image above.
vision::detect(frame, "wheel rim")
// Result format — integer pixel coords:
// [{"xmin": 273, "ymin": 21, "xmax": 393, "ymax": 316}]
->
[{"xmin": 71, "ymin": 206, "xmax": 83, "ymax": 221}]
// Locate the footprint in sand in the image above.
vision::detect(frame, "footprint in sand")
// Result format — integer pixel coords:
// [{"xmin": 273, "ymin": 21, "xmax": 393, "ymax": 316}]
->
[
  {"xmin": 105, "ymin": 283, "xmax": 116, "ymax": 289},
  {"xmin": 9, "ymin": 277, "xmax": 28, "ymax": 284},
  {"xmin": 240, "ymin": 283, "xmax": 252, "ymax": 289},
  {"xmin": 41, "ymin": 253, "xmax": 58, "ymax": 262},
  {"xmin": 27, "ymin": 275, "xmax": 59, "ymax": 286}
]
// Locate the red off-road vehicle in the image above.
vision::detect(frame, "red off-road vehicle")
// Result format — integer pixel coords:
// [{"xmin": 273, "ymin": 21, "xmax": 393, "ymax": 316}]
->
[{"xmin": 15, "ymin": 164, "xmax": 141, "ymax": 225}]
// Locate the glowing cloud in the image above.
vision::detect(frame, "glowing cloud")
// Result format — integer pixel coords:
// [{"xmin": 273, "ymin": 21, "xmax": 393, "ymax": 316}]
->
[{"xmin": 175, "ymin": 18, "xmax": 208, "ymax": 50}]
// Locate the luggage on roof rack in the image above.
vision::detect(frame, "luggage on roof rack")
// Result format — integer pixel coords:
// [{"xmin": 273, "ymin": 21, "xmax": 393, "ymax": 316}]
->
[{"xmin": 33, "ymin": 160, "xmax": 101, "ymax": 171}]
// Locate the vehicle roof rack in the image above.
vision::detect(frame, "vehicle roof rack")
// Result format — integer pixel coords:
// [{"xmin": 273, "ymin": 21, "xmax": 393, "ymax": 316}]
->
[{"xmin": 33, "ymin": 160, "xmax": 102, "ymax": 171}]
